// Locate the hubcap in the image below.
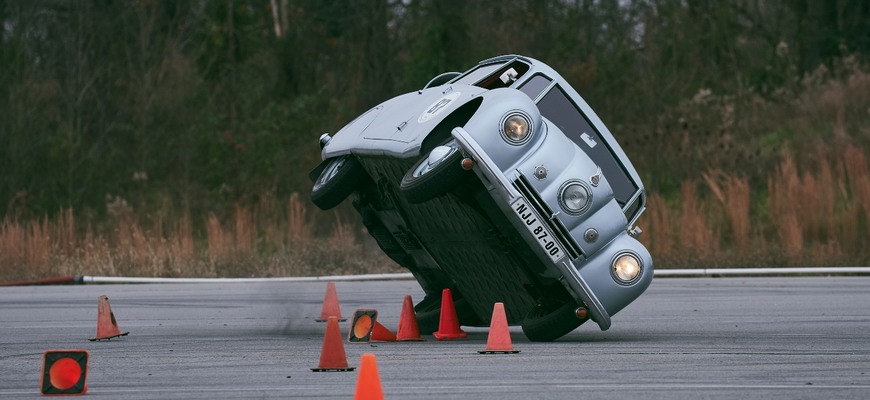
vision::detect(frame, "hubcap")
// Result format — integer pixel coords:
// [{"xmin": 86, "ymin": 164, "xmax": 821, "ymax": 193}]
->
[
  {"xmin": 414, "ymin": 142, "xmax": 456, "ymax": 178},
  {"xmin": 314, "ymin": 158, "xmax": 345, "ymax": 190}
]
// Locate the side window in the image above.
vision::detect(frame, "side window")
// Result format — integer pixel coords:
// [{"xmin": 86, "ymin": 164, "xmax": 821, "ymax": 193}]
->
[
  {"xmin": 452, "ymin": 63, "xmax": 507, "ymax": 86},
  {"xmin": 473, "ymin": 61, "xmax": 530, "ymax": 90},
  {"xmin": 518, "ymin": 74, "xmax": 552, "ymax": 101},
  {"xmin": 452, "ymin": 60, "xmax": 531, "ymax": 90}
]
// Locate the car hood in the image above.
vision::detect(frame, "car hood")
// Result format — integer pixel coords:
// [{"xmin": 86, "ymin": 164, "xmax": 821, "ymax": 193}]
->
[{"xmin": 322, "ymin": 85, "xmax": 488, "ymax": 159}]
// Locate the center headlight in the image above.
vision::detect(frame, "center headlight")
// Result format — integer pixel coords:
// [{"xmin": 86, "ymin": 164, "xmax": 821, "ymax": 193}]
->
[
  {"xmin": 501, "ymin": 112, "xmax": 532, "ymax": 144},
  {"xmin": 612, "ymin": 252, "xmax": 642, "ymax": 285},
  {"xmin": 558, "ymin": 180, "xmax": 592, "ymax": 215}
]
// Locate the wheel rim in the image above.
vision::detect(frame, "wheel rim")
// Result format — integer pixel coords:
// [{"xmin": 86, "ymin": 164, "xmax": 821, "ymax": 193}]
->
[
  {"xmin": 412, "ymin": 143, "xmax": 457, "ymax": 178},
  {"xmin": 314, "ymin": 158, "xmax": 345, "ymax": 191}
]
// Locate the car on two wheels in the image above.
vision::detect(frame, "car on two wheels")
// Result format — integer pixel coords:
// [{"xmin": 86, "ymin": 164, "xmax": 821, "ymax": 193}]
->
[{"xmin": 310, "ymin": 55, "xmax": 652, "ymax": 341}]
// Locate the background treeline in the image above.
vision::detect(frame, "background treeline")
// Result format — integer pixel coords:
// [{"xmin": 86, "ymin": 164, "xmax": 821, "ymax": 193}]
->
[{"xmin": 2, "ymin": 0, "xmax": 869, "ymax": 280}]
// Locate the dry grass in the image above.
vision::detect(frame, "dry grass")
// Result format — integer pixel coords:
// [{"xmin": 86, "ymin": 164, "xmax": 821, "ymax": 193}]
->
[
  {"xmin": 640, "ymin": 144, "xmax": 870, "ymax": 268},
  {"xmin": 643, "ymin": 193, "xmax": 674, "ymax": 261},
  {"xmin": 633, "ymin": 58, "xmax": 870, "ymax": 268},
  {"xmin": 0, "ymin": 194, "xmax": 402, "ymax": 282},
  {"xmin": 767, "ymin": 154, "xmax": 805, "ymax": 263},
  {"xmin": 3, "ymin": 143, "xmax": 870, "ymax": 281},
  {"xmin": 702, "ymin": 170, "xmax": 750, "ymax": 250},
  {"xmin": 678, "ymin": 180, "xmax": 718, "ymax": 262}
]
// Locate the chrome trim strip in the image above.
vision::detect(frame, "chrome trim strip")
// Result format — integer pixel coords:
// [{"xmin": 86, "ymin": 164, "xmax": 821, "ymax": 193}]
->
[
  {"xmin": 513, "ymin": 175, "xmax": 583, "ymax": 260},
  {"xmin": 624, "ymin": 190, "xmax": 646, "ymax": 228},
  {"xmin": 529, "ymin": 79, "xmax": 558, "ymax": 103}
]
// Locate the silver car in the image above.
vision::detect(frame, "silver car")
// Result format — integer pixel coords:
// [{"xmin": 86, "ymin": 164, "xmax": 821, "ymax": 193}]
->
[{"xmin": 310, "ymin": 55, "xmax": 653, "ymax": 341}]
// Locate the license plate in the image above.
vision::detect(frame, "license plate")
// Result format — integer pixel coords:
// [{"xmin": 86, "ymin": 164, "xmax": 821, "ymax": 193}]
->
[{"xmin": 511, "ymin": 198, "xmax": 565, "ymax": 263}]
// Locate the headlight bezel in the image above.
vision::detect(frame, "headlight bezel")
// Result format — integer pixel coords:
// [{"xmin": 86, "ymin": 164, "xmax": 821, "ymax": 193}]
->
[
  {"xmin": 499, "ymin": 111, "xmax": 534, "ymax": 145},
  {"xmin": 558, "ymin": 179, "xmax": 593, "ymax": 216},
  {"xmin": 611, "ymin": 251, "xmax": 643, "ymax": 286}
]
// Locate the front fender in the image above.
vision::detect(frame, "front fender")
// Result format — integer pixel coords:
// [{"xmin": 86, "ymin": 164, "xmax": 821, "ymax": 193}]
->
[
  {"xmin": 576, "ymin": 232, "xmax": 654, "ymax": 317},
  {"xmin": 460, "ymin": 88, "xmax": 546, "ymax": 171}
]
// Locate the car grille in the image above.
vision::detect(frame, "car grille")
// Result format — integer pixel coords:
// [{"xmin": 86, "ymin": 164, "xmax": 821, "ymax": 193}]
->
[{"xmin": 513, "ymin": 174, "xmax": 583, "ymax": 260}]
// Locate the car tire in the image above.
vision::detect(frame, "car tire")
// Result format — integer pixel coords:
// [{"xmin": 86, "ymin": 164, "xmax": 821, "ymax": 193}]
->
[
  {"xmin": 521, "ymin": 301, "xmax": 585, "ymax": 342},
  {"xmin": 413, "ymin": 293, "xmax": 443, "ymax": 334},
  {"xmin": 310, "ymin": 155, "xmax": 365, "ymax": 210},
  {"xmin": 400, "ymin": 140, "xmax": 467, "ymax": 203}
]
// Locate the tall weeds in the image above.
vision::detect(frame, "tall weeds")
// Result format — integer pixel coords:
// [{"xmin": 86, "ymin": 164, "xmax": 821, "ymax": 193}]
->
[
  {"xmin": 2, "ymin": 144, "xmax": 870, "ymax": 281},
  {"xmin": 640, "ymin": 144, "xmax": 869, "ymax": 267},
  {"xmin": 0, "ymin": 194, "xmax": 400, "ymax": 281},
  {"xmin": 702, "ymin": 170, "xmax": 750, "ymax": 250}
]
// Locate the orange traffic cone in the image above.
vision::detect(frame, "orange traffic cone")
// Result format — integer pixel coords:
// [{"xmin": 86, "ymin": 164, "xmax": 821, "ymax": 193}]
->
[
  {"xmin": 348, "ymin": 309, "xmax": 396, "ymax": 342},
  {"xmin": 348, "ymin": 309, "xmax": 376, "ymax": 342},
  {"xmin": 396, "ymin": 295, "xmax": 424, "ymax": 341},
  {"xmin": 433, "ymin": 288, "xmax": 467, "ymax": 340},
  {"xmin": 353, "ymin": 353, "xmax": 384, "ymax": 400},
  {"xmin": 316, "ymin": 282, "xmax": 346, "ymax": 322},
  {"xmin": 89, "ymin": 295, "xmax": 129, "ymax": 341},
  {"xmin": 311, "ymin": 316, "xmax": 355, "ymax": 372},
  {"xmin": 370, "ymin": 321, "xmax": 396, "ymax": 342},
  {"xmin": 41, "ymin": 350, "xmax": 89, "ymax": 395},
  {"xmin": 479, "ymin": 302, "xmax": 520, "ymax": 354}
]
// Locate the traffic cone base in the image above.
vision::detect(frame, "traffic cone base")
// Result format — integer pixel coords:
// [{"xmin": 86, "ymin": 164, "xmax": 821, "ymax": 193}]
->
[
  {"xmin": 41, "ymin": 350, "xmax": 89, "ymax": 395},
  {"xmin": 396, "ymin": 295, "xmax": 424, "ymax": 341},
  {"xmin": 478, "ymin": 349, "xmax": 521, "ymax": 354},
  {"xmin": 353, "ymin": 353, "xmax": 384, "ymax": 400},
  {"xmin": 311, "ymin": 366, "xmax": 356, "ymax": 372},
  {"xmin": 478, "ymin": 302, "xmax": 519, "ymax": 354},
  {"xmin": 89, "ymin": 295, "xmax": 129, "ymax": 341},
  {"xmin": 89, "ymin": 331, "xmax": 129, "ymax": 342},
  {"xmin": 348, "ymin": 309, "xmax": 378, "ymax": 343},
  {"xmin": 432, "ymin": 330, "xmax": 467, "ymax": 340},
  {"xmin": 311, "ymin": 316, "xmax": 355, "ymax": 372},
  {"xmin": 316, "ymin": 282, "xmax": 347, "ymax": 322}
]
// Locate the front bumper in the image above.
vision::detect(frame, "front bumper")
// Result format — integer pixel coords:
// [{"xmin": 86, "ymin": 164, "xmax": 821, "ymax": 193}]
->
[{"xmin": 452, "ymin": 126, "xmax": 613, "ymax": 330}]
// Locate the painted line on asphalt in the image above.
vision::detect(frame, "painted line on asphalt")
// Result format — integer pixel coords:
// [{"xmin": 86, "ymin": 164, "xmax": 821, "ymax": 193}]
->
[
  {"xmin": 78, "ymin": 273, "xmax": 416, "ymax": 284},
  {"xmin": 654, "ymin": 267, "xmax": 870, "ymax": 276},
  {"xmin": 3, "ymin": 267, "xmax": 868, "ymax": 286},
  {"xmin": 74, "ymin": 267, "xmax": 870, "ymax": 284}
]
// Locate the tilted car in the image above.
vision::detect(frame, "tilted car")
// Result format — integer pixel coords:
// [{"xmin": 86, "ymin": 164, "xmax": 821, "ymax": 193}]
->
[{"xmin": 309, "ymin": 55, "xmax": 653, "ymax": 341}]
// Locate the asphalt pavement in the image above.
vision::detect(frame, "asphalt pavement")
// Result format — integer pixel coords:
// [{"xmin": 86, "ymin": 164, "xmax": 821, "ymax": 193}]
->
[{"xmin": 1, "ymin": 277, "xmax": 869, "ymax": 399}]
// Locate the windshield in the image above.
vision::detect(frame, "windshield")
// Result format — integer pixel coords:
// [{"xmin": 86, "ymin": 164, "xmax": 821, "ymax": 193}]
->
[{"xmin": 518, "ymin": 74, "xmax": 552, "ymax": 100}]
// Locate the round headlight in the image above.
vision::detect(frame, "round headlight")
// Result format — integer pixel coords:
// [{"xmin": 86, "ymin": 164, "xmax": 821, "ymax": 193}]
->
[
  {"xmin": 612, "ymin": 252, "xmax": 642, "ymax": 285},
  {"xmin": 501, "ymin": 112, "xmax": 532, "ymax": 144},
  {"xmin": 559, "ymin": 181, "xmax": 592, "ymax": 215}
]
